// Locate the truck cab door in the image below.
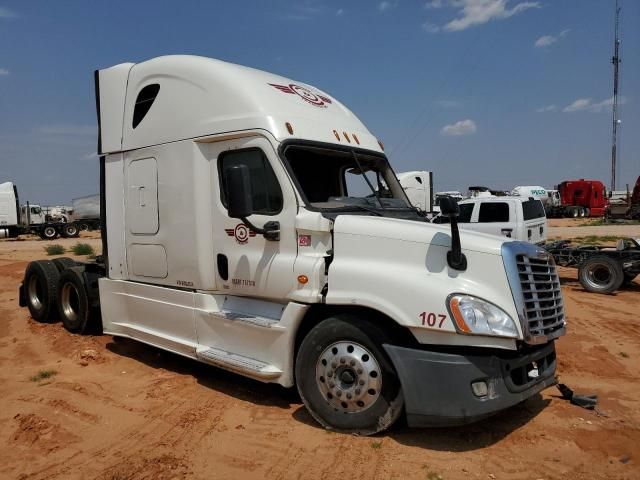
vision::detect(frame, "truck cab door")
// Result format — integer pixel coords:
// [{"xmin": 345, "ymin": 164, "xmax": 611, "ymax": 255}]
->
[{"xmin": 210, "ymin": 136, "xmax": 298, "ymax": 300}]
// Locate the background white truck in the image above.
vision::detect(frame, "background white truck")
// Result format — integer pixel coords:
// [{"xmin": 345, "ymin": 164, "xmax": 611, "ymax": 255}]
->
[
  {"xmin": 0, "ymin": 182, "xmax": 80, "ymax": 239},
  {"xmin": 19, "ymin": 55, "xmax": 564, "ymax": 434},
  {"xmin": 456, "ymin": 196, "xmax": 548, "ymax": 243}
]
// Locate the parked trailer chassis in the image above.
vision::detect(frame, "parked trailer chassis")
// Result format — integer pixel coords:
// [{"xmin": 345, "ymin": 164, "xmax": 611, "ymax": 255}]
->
[
  {"xmin": 0, "ymin": 222, "xmax": 81, "ymax": 241},
  {"xmin": 543, "ymin": 239, "xmax": 640, "ymax": 294}
]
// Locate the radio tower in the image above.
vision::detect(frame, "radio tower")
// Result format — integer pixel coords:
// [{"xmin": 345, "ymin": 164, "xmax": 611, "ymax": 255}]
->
[{"xmin": 610, "ymin": 0, "xmax": 621, "ymax": 192}]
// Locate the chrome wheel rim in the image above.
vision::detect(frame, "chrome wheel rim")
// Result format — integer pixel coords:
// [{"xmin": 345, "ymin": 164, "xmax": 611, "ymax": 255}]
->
[
  {"xmin": 585, "ymin": 263, "xmax": 613, "ymax": 289},
  {"xmin": 28, "ymin": 275, "xmax": 43, "ymax": 310},
  {"xmin": 61, "ymin": 282, "xmax": 79, "ymax": 322},
  {"xmin": 315, "ymin": 341, "xmax": 382, "ymax": 413},
  {"xmin": 44, "ymin": 227, "xmax": 56, "ymax": 237}
]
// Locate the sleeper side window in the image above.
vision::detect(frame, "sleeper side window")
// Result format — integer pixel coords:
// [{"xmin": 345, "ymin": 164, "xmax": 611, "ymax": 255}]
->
[
  {"xmin": 132, "ymin": 84, "xmax": 160, "ymax": 129},
  {"xmin": 478, "ymin": 202, "xmax": 510, "ymax": 222},
  {"xmin": 218, "ymin": 149, "xmax": 283, "ymax": 216}
]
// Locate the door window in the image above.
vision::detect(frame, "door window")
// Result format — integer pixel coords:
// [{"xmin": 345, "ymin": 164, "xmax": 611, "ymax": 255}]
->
[
  {"xmin": 478, "ymin": 202, "xmax": 509, "ymax": 222},
  {"xmin": 218, "ymin": 149, "xmax": 283, "ymax": 215}
]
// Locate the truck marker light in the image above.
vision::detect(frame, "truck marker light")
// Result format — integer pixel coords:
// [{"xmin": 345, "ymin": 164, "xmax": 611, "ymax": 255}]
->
[
  {"xmin": 286, "ymin": 122, "xmax": 294, "ymax": 134},
  {"xmin": 343, "ymin": 132, "xmax": 351, "ymax": 143},
  {"xmin": 297, "ymin": 275, "xmax": 309, "ymax": 284},
  {"xmin": 333, "ymin": 130, "xmax": 340, "ymax": 141},
  {"xmin": 377, "ymin": 139, "xmax": 384, "ymax": 151},
  {"xmin": 352, "ymin": 134, "xmax": 360, "ymax": 145},
  {"xmin": 449, "ymin": 297, "xmax": 472, "ymax": 333}
]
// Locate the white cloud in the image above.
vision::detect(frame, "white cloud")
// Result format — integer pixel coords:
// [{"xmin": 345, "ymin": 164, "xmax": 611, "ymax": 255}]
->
[
  {"xmin": 563, "ymin": 96, "xmax": 627, "ymax": 113},
  {"xmin": 379, "ymin": 1, "xmax": 398, "ymax": 12},
  {"xmin": 425, "ymin": 0, "xmax": 444, "ymax": 8},
  {"xmin": 38, "ymin": 125, "xmax": 96, "ymax": 135},
  {"xmin": 441, "ymin": 119, "xmax": 477, "ymax": 136},
  {"xmin": 336, "ymin": 8, "xmax": 344, "ymax": 16},
  {"xmin": 0, "ymin": 68, "xmax": 9, "ymax": 76},
  {"xmin": 422, "ymin": 21, "xmax": 440, "ymax": 33},
  {"xmin": 0, "ymin": 7, "xmax": 17, "ymax": 18},
  {"xmin": 534, "ymin": 29, "xmax": 570, "ymax": 47},
  {"xmin": 444, "ymin": 0, "xmax": 540, "ymax": 32},
  {"xmin": 536, "ymin": 104, "xmax": 557, "ymax": 113}
]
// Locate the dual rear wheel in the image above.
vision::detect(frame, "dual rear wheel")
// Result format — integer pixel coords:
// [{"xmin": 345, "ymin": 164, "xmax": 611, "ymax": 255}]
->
[{"xmin": 23, "ymin": 259, "xmax": 98, "ymax": 333}]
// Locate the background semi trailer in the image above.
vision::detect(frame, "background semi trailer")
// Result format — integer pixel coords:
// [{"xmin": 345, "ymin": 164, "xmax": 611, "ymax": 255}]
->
[
  {"xmin": 606, "ymin": 175, "xmax": 640, "ymax": 219},
  {"xmin": 19, "ymin": 55, "xmax": 564, "ymax": 435},
  {"xmin": 71, "ymin": 194, "xmax": 101, "ymax": 230},
  {"xmin": 513, "ymin": 181, "xmax": 608, "ymax": 218},
  {"xmin": 0, "ymin": 182, "xmax": 80, "ymax": 240}
]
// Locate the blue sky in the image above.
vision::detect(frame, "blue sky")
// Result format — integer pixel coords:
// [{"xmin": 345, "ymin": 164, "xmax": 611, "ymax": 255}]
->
[{"xmin": 0, "ymin": 0, "xmax": 638, "ymax": 204}]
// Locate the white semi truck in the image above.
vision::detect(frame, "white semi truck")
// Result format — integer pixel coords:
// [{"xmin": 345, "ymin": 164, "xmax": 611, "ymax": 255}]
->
[
  {"xmin": 0, "ymin": 182, "xmax": 80, "ymax": 239},
  {"xmin": 19, "ymin": 56, "xmax": 565, "ymax": 434}
]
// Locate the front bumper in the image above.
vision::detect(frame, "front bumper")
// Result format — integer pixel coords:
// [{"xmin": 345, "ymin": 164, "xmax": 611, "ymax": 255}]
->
[{"xmin": 383, "ymin": 341, "xmax": 557, "ymax": 427}]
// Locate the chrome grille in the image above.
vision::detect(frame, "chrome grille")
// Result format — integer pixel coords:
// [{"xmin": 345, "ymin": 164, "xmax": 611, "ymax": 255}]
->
[
  {"xmin": 515, "ymin": 254, "xmax": 565, "ymax": 341},
  {"xmin": 502, "ymin": 242, "xmax": 566, "ymax": 345}
]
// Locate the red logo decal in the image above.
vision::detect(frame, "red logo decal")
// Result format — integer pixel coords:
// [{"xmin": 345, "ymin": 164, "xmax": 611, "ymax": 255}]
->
[
  {"xmin": 298, "ymin": 234, "xmax": 311, "ymax": 247},
  {"xmin": 225, "ymin": 224, "xmax": 257, "ymax": 244},
  {"xmin": 269, "ymin": 83, "xmax": 332, "ymax": 108}
]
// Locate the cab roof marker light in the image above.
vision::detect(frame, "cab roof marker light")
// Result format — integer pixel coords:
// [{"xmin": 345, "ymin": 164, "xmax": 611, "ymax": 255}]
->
[
  {"xmin": 352, "ymin": 133, "xmax": 360, "ymax": 145},
  {"xmin": 343, "ymin": 132, "xmax": 351, "ymax": 143},
  {"xmin": 377, "ymin": 139, "xmax": 384, "ymax": 150},
  {"xmin": 333, "ymin": 130, "xmax": 340, "ymax": 141},
  {"xmin": 286, "ymin": 122, "xmax": 294, "ymax": 134}
]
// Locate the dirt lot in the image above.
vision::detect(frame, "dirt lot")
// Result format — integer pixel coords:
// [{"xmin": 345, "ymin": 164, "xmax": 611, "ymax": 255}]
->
[{"xmin": 0, "ymin": 228, "xmax": 638, "ymax": 480}]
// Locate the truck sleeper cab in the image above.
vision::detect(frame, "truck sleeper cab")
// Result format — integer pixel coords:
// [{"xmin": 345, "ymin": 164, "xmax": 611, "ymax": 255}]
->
[{"xmin": 19, "ymin": 56, "xmax": 565, "ymax": 434}]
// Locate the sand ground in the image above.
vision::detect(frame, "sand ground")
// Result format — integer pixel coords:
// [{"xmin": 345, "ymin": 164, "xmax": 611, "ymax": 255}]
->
[{"xmin": 0, "ymin": 227, "xmax": 638, "ymax": 480}]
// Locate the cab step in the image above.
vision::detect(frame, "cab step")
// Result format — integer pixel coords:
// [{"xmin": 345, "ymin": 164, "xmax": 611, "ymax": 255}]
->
[{"xmin": 196, "ymin": 347, "xmax": 282, "ymax": 379}]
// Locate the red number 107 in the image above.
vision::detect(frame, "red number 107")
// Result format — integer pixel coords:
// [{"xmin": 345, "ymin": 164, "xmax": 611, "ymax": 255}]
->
[{"xmin": 419, "ymin": 312, "xmax": 446, "ymax": 328}]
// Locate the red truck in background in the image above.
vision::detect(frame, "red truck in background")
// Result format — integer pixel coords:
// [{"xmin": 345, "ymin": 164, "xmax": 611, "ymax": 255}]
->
[{"xmin": 546, "ymin": 179, "xmax": 608, "ymax": 218}]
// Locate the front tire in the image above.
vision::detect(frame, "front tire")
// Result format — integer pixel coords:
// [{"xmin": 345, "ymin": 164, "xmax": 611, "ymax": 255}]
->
[
  {"xmin": 295, "ymin": 315, "xmax": 404, "ymax": 435},
  {"xmin": 578, "ymin": 256, "xmax": 624, "ymax": 294}
]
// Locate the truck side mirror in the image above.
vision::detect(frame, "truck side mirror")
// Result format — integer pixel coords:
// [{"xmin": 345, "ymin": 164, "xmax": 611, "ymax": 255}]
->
[
  {"xmin": 226, "ymin": 165, "xmax": 254, "ymax": 219},
  {"xmin": 224, "ymin": 164, "xmax": 280, "ymax": 241},
  {"xmin": 439, "ymin": 196, "xmax": 467, "ymax": 271},
  {"xmin": 439, "ymin": 196, "xmax": 459, "ymax": 216}
]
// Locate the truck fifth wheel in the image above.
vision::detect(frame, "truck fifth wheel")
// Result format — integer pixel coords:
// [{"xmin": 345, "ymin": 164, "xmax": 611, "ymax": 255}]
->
[{"xmin": 19, "ymin": 56, "xmax": 565, "ymax": 434}]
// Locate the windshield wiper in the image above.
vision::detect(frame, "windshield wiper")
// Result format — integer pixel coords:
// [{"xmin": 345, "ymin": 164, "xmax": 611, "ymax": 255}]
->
[
  {"xmin": 332, "ymin": 205, "xmax": 383, "ymax": 216},
  {"xmin": 351, "ymin": 151, "xmax": 385, "ymax": 210}
]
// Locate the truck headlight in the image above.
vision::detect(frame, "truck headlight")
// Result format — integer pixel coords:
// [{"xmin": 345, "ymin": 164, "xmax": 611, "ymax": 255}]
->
[{"xmin": 448, "ymin": 294, "xmax": 518, "ymax": 338}]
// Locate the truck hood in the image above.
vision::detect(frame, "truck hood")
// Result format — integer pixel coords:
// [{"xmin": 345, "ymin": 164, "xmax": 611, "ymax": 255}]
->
[{"xmin": 333, "ymin": 215, "xmax": 507, "ymax": 256}]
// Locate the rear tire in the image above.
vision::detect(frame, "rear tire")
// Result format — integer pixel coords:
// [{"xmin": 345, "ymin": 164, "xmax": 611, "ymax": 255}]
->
[
  {"xmin": 295, "ymin": 315, "xmax": 404, "ymax": 435},
  {"xmin": 23, "ymin": 260, "xmax": 60, "ymax": 322},
  {"xmin": 79, "ymin": 223, "xmax": 89, "ymax": 232},
  {"xmin": 578, "ymin": 256, "xmax": 624, "ymax": 294},
  {"xmin": 52, "ymin": 257, "xmax": 77, "ymax": 272},
  {"xmin": 62, "ymin": 223, "xmax": 79, "ymax": 238},
  {"xmin": 41, "ymin": 226, "xmax": 58, "ymax": 240},
  {"xmin": 56, "ymin": 268, "xmax": 93, "ymax": 334}
]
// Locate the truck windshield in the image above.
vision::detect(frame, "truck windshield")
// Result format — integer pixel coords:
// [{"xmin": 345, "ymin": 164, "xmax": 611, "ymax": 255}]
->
[{"xmin": 282, "ymin": 144, "xmax": 411, "ymax": 212}]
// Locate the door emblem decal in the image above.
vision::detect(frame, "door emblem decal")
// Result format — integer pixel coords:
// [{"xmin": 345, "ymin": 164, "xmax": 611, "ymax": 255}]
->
[{"xmin": 225, "ymin": 224, "xmax": 257, "ymax": 245}]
